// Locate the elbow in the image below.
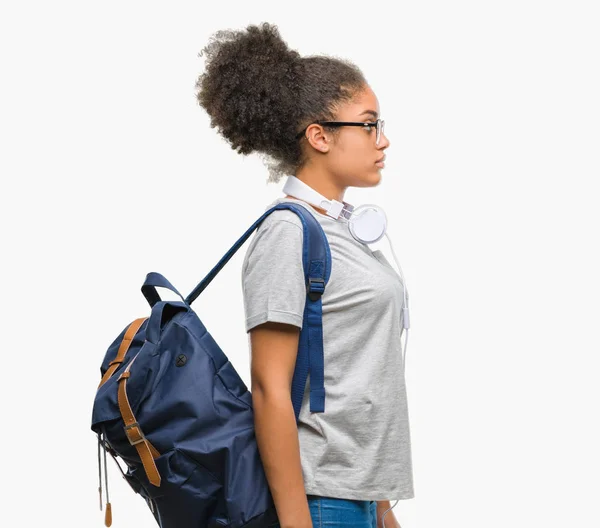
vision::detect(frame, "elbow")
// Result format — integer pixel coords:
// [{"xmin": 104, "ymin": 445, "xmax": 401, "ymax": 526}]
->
[{"xmin": 251, "ymin": 384, "xmax": 292, "ymax": 408}]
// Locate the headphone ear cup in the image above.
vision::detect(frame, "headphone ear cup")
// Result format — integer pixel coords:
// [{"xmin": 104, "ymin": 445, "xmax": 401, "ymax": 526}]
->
[{"xmin": 348, "ymin": 205, "xmax": 387, "ymax": 244}]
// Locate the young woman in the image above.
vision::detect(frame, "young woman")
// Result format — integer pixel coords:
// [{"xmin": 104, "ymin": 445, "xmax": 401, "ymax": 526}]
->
[{"xmin": 196, "ymin": 22, "xmax": 413, "ymax": 528}]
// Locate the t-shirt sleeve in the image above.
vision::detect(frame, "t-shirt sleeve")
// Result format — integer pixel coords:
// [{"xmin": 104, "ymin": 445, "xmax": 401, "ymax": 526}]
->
[{"xmin": 241, "ymin": 211, "xmax": 307, "ymax": 333}]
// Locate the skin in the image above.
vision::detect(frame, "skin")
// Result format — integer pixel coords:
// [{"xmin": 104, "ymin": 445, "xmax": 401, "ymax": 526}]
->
[
  {"xmin": 251, "ymin": 84, "xmax": 401, "ymax": 528},
  {"xmin": 287, "ymin": 84, "xmax": 391, "ymax": 215}
]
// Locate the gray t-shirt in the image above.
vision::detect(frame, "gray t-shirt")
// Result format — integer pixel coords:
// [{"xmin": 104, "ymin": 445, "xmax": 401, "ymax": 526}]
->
[{"xmin": 241, "ymin": 196, "xmax": 414, "ymax": 501}]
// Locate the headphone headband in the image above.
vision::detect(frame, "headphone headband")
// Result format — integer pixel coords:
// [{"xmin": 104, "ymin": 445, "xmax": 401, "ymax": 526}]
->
[{"xmin": 281, "ymin": 176, "xmax": 387, "ymax": 244}]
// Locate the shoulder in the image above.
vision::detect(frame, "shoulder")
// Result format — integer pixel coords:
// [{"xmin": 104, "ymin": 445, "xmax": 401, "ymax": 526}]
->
[
  {"xmin": 242, "ymin": 207, "xmax": 306, "ymax": 275},
  {"xmin": 258, "ymin": 207, "xmax": 304, "ymax": 234},
  {"xmin": 245, "ymin": 208, "xmax": 305, "ymax": 258}
]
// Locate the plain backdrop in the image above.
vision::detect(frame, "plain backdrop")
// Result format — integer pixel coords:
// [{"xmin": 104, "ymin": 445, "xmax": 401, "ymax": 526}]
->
[{"xmin": 1, "ymin": 1, "xmax": 599, "ymax": 527}]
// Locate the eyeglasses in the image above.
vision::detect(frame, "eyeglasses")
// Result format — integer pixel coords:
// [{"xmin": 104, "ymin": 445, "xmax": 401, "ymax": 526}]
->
[{"xmin": 295, "ymin": 118, "xmax": 386, "ymax": 145}]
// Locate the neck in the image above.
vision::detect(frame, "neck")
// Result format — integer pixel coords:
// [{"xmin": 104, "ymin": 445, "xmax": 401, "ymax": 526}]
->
[{"xmin": 286, "ymin": 169, "xmax": 346, "ymax": 216}]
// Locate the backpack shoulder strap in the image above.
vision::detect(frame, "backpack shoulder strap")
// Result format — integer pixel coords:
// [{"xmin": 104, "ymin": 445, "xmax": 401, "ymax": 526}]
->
[
  {"xmin": 183, "ymin": 202, "xmax": 332, "ymax": 423},
  {"xmin": 277, "ymin": 204, "xmax": 331, "ymax": 422}
]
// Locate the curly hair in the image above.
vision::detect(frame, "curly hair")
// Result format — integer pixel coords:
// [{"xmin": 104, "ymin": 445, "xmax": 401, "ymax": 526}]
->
[{"xmin": 195, "ymin": 22, "xmax": 367, "ymax": 184}]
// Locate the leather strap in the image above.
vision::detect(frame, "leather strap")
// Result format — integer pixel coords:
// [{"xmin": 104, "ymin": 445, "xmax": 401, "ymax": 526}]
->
[
  {"xmin": 98, "ymin": 317, "xmax": 148, "ymax": 389},
  {"xmin": 117, "ymin": 352, "xmax": 161, "ymax": 486}
]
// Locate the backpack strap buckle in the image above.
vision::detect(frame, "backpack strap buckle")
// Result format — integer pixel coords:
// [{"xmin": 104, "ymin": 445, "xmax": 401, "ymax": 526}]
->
[
  {"xmin": 124, "ymin": 422, "xmax": 146, "ymax": 447},
  {"xmin": 307, "ymin": 277, "xmax": 325, "ymax": 301}
]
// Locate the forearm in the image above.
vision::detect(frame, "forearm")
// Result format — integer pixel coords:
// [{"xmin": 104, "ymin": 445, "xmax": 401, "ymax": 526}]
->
[
  {"xmin": 376, "ymin": 501, "xmax": 391, "ymax": 524},
  {"xmin": 376, "ymin": 500, "xmax": 400, "ymax": 528},
  {"xmin": 253, "ymin": 390, "xmax": 312, "ymax": 528}
]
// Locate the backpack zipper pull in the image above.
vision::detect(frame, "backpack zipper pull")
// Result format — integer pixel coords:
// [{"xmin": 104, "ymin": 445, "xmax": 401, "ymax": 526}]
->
[
  {"xmin": 104, "ymin": 503, "xmax": 112, "ymax": 527},
  {"xmin": 102, "ymin": 433, "xmax": 113, "ymax": 526},
  {"xmin": 97, "ymin": 433, "xmax": 103, "ymax": 511}
]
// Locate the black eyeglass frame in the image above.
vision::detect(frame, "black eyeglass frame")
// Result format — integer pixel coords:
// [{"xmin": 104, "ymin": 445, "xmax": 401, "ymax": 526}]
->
[{"xmin": 295, "ymin": 119, "xmax": 385, "ymax": 145}]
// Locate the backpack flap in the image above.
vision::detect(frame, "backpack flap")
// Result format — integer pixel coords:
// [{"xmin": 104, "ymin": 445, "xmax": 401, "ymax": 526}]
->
[
  {"xmin": 98, "ymin": 317, "xmax": 148, "ymax": 384},
  {"xmin": 91, "ymin": 338, "xmax": 158, "ymax": 436},
  {"xmin": 92, "ymin": 300, "xmax": 189, "ymax": 452}
]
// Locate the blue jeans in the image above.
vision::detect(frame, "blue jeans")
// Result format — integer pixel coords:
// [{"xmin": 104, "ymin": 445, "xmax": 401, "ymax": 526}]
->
[{"xmin": 272, "ymin": 495, "xmax": 378, "ymax": 528}]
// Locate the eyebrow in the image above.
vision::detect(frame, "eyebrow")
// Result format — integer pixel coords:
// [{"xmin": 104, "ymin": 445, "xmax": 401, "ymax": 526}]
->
[{"xmin": 358, "ymin": 110, "xmax": 379, "ymax": 119}]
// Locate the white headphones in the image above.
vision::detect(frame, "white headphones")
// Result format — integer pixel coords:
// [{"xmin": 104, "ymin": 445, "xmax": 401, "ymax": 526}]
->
[{"xmin": 283, "ymin": 175, "xmax": 388, "ymax": 244}]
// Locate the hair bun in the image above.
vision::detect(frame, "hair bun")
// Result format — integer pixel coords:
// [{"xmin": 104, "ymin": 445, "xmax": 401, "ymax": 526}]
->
[{"xmin": 196, "ymin": 22, "xmax": 303, "ymax": 156}]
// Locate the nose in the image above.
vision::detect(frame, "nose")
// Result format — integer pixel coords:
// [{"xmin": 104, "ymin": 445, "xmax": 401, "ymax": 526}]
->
[{"xmin": 378, "ymin": 130, "xmax": 390, "ymax": 150}]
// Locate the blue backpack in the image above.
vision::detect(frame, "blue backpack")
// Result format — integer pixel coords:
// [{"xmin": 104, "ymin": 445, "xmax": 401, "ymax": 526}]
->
[{"xmin": 91, "ymin": 203, "xmax": 332, "ymax": 528}]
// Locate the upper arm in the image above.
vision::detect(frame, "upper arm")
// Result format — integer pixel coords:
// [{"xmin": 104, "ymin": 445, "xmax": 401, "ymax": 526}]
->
[{"xmin": 249, "ymin": 321, "xmax": 301, "ymax": 396}]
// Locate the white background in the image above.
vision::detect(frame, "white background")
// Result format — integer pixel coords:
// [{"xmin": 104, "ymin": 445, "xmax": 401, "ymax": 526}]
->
[{"xmin": 1, "ymin": 1, "xmax": 599, "ymax": 527}]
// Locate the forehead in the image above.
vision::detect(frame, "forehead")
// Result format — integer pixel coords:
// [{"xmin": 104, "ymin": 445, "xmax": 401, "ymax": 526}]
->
[{"xmin": 338, "ymin": 85, "xmax": 380, "ymax": 119}]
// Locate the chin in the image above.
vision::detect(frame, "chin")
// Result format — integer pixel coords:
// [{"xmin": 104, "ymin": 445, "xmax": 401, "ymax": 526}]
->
[
  {"xmin": 343, "ymin": 170, "xmax": 382, "ymax": 188},
  {"xmin": 366, "ymin": 170, "xmax": 383, "ymax": 186}
]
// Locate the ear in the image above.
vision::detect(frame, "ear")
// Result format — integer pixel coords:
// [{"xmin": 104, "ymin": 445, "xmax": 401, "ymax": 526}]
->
[{"xmin": 304, "ymin": 123, "xmax": 330, "ymax": 153}]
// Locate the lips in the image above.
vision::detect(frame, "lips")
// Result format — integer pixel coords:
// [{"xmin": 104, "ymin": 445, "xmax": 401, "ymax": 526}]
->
[{"xmin": 376, "ymin": 156, "xmax": 386, "ymax": 163}]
